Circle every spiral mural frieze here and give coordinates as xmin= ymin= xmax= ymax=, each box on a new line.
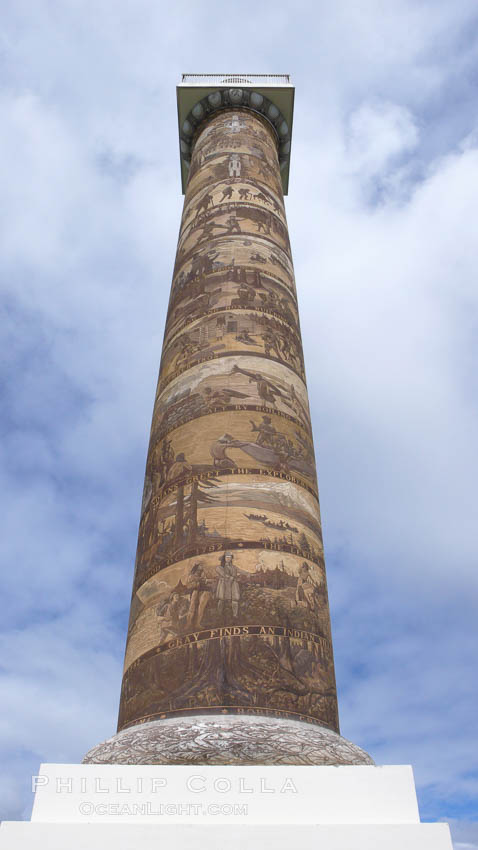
xmin=118 ymin=109 xmax=339 ymax=735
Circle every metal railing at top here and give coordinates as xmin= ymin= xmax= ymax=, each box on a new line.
xmin=180 ymin=74 xmax=291 ymax=86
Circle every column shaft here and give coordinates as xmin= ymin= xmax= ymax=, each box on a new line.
xmin=118 ymin=109 xmax=339 ymax=734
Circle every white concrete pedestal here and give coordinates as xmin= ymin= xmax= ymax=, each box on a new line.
xmin=0 ymin=763 xmax=453 ymax=848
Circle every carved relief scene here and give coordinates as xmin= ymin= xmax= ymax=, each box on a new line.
xmin=159 ymin=309 xmax=305 ymax=387
xmin=193 ymin=111 xmax=278 ymax=161
xmin=135 ymin=475 xmax=324 ymax=590
xmin=125 ymin=549 xmax=331 ymax=670
xmin=173 ymin=234 xmax=294 ymax=293
xmin=176 ymin=200 xmax=290 ymax=264
xmin=165 ymin=268 xmax=299 ymax=344
xmin=120 ymin=541 xmax=337 ymax=729
xmin=171 ymin=234 xmax=295 ymax=299
xmin=152 ymin=356 xmax=311 ymax=441
xmin=181 ymin=178 xmax=285 ymax=234
xmin=188 ymin=149 xmax=284 ymax=203
xmin=119 ymin=622 xmax=338 ymax=732
xmin=147 ymin=409 xmax=317 ymax=499
xmin=118 ymin=105 xmax=340 ymax=735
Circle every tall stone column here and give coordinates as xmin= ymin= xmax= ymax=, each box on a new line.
xmin=84 ymin=81 xmax=372 ymax=767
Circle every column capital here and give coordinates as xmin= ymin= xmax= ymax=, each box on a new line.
xmin=177 ymin=74 xmax=294 ymax=194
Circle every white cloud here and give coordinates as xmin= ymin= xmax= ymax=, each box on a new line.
xmin=293 ymin=132 xmax=478 ymax=584
xmin=346 ymin=100 xmax=419 ymax=180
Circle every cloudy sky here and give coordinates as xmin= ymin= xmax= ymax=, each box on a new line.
xmin=1 ymin=1 xmax=477 ymax=845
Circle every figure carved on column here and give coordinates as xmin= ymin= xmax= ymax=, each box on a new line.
xmin=115 ymin=108 xmax=340 ymax=736
xmin=83 ymin=83 xmax=373 ymax=768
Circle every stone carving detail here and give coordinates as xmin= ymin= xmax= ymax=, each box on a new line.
xmin=83 ymin=716 xmax=374 ymax=766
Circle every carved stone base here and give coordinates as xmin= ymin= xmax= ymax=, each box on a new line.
xmin=83 ymin=715 xmax=373 ymax=766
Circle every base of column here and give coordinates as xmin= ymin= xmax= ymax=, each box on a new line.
xmin=0 ymin=763 xmax=453 ymax=848
xmin=82 ymin=714 xmax=374 ymax=765
xmin=0 ymin=823 xmax=454 ymax=849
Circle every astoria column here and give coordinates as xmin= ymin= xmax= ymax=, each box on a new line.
xmin=84 ymin=76 xmax=372 ymax=765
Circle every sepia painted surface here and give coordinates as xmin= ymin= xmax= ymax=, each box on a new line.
xmin=151 ymin=356 xmax=312 ymax=440
xmin=146 ymin=410 xmax=318 ymax=502
xmin=135 ymin=475 xmax=325 ymax=593
xmin=118 ymin=108 xmax=339 ymax=733
xmin=158 ymin=307 xmax=305 ymax=386
xmin=164 ymin=268 xmax=300 ymax=346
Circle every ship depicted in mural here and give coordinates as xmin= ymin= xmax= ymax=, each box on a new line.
xmin=117 ymin=100 xmax=340 ymax=734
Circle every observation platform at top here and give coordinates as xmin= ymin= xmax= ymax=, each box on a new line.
xmin=177 ymin=73 xmax=295 ymax=194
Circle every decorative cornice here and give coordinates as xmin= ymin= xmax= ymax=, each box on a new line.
xmin=179 ymin=88 xmax=292 ymax=174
